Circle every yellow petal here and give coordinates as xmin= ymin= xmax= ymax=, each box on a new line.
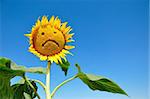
xmin=62 ymin=49 xmax=73 ymax=56
xmin=66 ymin=33 xmax=74 ymax=40
xmin=53 ymin=17 xmax=61 ymax=28
xmin=29 ymin=36 xmax=34 ymax=44
xmin=52 ymin=56 xmax=58 ymax=64
xmin=35 ymin=19 xmax=41 ymax=27
xmin=40 ymin=56 xmax=47 ymax=61
xmin=60 ymin=22 xmax=67 ymax=31
xmin=66 ymin=39 xmax=75 ymax=43
xmin=29 ymin=46 xmax=35 ymax=51
xmin=52 ymin=16 xmax=58 ymax=26
xmin=55 ymin=54 xmax=62 ymax=64
xmin=24 ymin=34 xmax=31 ymax=37
xmin=59 ymin=52 xmax=66 ymax=61
xmin=49 ymin=16 xmax=55 ymax=25
xmin=41 ymin=16 xmax=48 ymax=25
xmin=65 ymin=45 xmax=75 ymax=50
xmin=63 ymin=26 xmax=72 ymax=34
xmin=48 ymin=56 xmax=54 ymax=63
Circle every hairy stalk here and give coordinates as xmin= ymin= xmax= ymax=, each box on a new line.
xmin=46 ymin=61 xmax=51 ymax=99
xmin=51 ymin=75 xmax=78 ymax=98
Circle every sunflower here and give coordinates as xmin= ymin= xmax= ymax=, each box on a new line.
xmin=25 ymin=16 xmax=75 ymax=64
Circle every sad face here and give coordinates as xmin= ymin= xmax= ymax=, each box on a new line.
xmin=33 ymin=25 xmax=65 ymax=56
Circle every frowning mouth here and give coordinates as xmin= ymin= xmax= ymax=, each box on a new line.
xmin=42 ymin=39 xmax=59 ymax=47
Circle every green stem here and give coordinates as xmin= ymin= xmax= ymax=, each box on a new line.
xmin=32 ymin=79 xmax=46 ymax=92
xmin=46 ymin=61 xmax=52 ymax=99
xmin=51 ymin=75 xmax=78 ymax=98
xmin=24 ymin=77 xmax=41 ymax=99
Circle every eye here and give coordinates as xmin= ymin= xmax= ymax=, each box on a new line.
xmin=54 ymin=31 xmax=57 ymax=34
xmin=41 ymin=32 xmax=45 ymax=35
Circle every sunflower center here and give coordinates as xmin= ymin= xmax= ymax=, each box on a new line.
xmin=33 ymin=26 xmax=65 ymax=56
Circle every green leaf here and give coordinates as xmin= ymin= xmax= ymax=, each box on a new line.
xmin=0 ymin=57 xmax=46 ymax=79
xmin=0 ymin=57 xmax=42 ymax=99
xmin=0 ymin=57 xmax=24 ymax=99
xmin=0 ymin=77 xmax=13 ymax=99
xmin=78 ymin=73 xmax=128 ymax=96
xmin=0 ymin=57 xmax=11 ymax=68
xmin=12 ymin=79 xmax=38 ymax=99
xmin=0 ymin=57 xmax=46 ymax=76
xmin=0 ymin=57 xmax=24 ymax=78
xmin=58 ymin=60 xmax=70 ymax=76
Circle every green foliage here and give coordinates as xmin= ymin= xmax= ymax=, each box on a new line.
xmin=0 ymin=77 xmax=13 ymax=99
xmin=0 ymin=57 xmax=39 ymax=99
xmin=0 ymin=57 xmax=46 ymax=78
xmin=58 ymin=60 xmax=70 ymax=76
xmin=0 ymin=57 xmax=11 ymax=68
xmin=0 ymin=57 xmax=128 ymax=98
xmin=78 ymin=73 xmax=128 ymax=96
xmin=76 ymin=64 xmax=128 ymax=96
xmin=12 ymin=79 xmax=38 ymax=99
xmin=0 ymin=57 xmax=24 ymax=78
xmin=0 ymin=57 xmax=24 ymax=99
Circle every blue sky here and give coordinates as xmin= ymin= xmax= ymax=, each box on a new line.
xmin=0 ymin=0 xmax=149 ymax=99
